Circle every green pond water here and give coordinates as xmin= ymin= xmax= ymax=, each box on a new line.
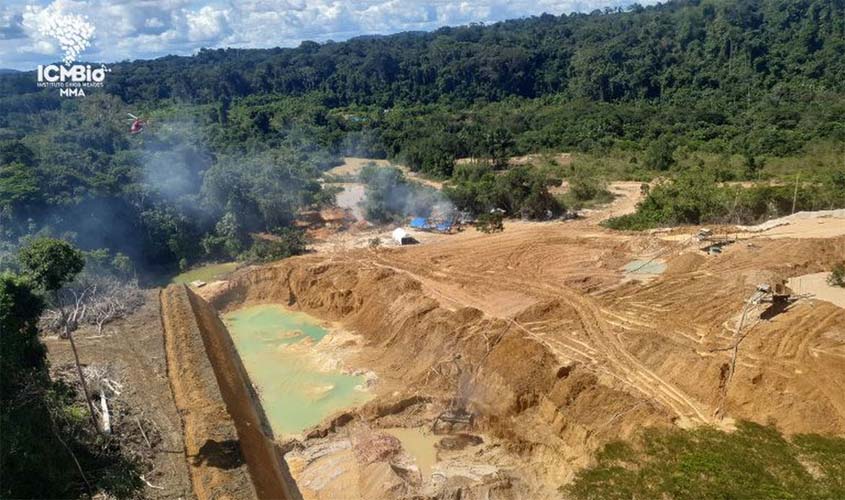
xmin=623 ymin=259 xmax=667 ymax=275
xmin=223 ymin=304 xmax=371 ymax=438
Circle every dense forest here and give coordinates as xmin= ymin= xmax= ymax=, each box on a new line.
xmin=2 ymin=0 xmax=845 ymax=275
xmin=5 ymin=0 xmax=844 ymax=106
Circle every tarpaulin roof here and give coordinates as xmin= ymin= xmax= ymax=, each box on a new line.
xmin=409 ymin=217 xmax=429 ymax=229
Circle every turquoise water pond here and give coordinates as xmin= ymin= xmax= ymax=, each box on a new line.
xmin=224 ymin=304 xmax=370 ymax=438
xmin=623 ymin=259 xmax=667 ymax=275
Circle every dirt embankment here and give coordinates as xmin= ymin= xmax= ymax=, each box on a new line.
xmin=161 ymin=285 xmax=299 ymax=500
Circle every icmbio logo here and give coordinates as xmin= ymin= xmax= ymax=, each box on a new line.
xmin=34 ymin=10 xmax=109 ymax=97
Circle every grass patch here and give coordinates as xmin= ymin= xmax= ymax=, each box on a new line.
xmin=828 ymin=262 xmax=845 ymax=288
xmin=567 ymin=152 xmax=655 ymax=182
xmin=565 ymin=421 xmax=845 ymax=500
xmin=170 ymin=261 xmax=239 ymax=284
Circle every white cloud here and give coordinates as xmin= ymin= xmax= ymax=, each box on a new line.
xmin=186 ymin=5 xmax=230 ymax=41
xmin=0 ymin=0 xmax=659 ymax=70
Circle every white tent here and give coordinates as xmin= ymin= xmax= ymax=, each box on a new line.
xmin=392 ymin=227 xmax=408 ymax=244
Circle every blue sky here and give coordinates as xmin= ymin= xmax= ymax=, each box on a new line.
xmin=0 ymin=0 xmax=658 ymax=70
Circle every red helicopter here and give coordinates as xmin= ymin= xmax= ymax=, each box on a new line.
xmin=128 ymin=113 xmax=147 ymax=134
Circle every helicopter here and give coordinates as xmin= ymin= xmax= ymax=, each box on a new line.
xmin=128 ymin=113 xmax=147 ymax=134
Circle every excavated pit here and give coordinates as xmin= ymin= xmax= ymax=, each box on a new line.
xmin=193 ymin=258 xmax=673 ymax=498
xmin=222 ymin=304 xmax=373 ymax=438
xmin=162 ymin=227 xmax=845 ymax=498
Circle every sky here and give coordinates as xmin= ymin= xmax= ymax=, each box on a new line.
xmin=0 ymin=0 xmax=659 ymax=70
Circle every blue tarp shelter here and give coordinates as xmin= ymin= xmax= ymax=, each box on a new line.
xmin=410 ymin=217 xmax=429 ymax=229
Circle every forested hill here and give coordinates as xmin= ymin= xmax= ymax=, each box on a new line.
xmin=2 ymin=0 xmax=845 ymax=106
xmin=149 ymin=0 xmax=840 ymax=105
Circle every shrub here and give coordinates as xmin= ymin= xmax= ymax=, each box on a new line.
xmin=446 ymin=164 xmax=563 ymax=219
xmin=829 ymin=262 xmax=845 ymax=288
xmin=602 ymin=167 xmax=845 ymax=231
xmin=604 ymin=167 xmax=725 ymax=230
xmin=565 ymin=421 xmax=845 ymax=500
xmin=476 ymin=212 xmax=504 ymax=233
xmin=360 ymin=164 xmax=445 ymax=223
xmin=244 ymin=229 xmax=306 ymax=263
xmin=565 ymin=168 xmax=614 ymax=210
xmin=644 ymin=136 xmax=676 ymax=171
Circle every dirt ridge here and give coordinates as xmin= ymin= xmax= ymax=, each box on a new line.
xmin=161 ymin=285 xmax=299 ymax=500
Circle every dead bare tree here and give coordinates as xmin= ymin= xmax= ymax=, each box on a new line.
xmin=49 ymin=284 xmax=101 ymax=436
xmin=40 ymin=274 xmax=144 ymax=435
xmin=42 ymin=276 xmax=143 ymax=336
xmin=87 ymin=277 xmax=143 ymax=334
xmin=82 ymin=365 xmax=124 ymax=434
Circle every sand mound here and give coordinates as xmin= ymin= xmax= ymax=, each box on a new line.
xmin=665 ymin=251 xmax=707 ymax=275
xmin=788 ymin=272 xmax=845 ymax=308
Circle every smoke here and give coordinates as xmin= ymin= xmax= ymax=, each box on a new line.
xmin=6 ymin=97 xmax=430 ymax=279
xmin=21 ymin=118 xmax=221 ymax=277
xmin=139 ymin=120 xmax=211 ymax=208
xmin=358 ymin=164 xmax=456 ymax=224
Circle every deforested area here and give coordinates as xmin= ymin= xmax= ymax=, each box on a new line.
xmin=188 ymin=196 xmax=845 ymax=498
xmin=2 ymin=1 xmax=845 ymax=498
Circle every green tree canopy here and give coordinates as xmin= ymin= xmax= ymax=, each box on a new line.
xmin=0 ymin=273 xmax=46 ymax=391
xmin=18 ymin=238 xmax=85 ymax=292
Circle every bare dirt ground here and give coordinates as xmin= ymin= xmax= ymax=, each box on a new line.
xmin=788 ymin=272 xmax=845 ymax=308
xmin=333 ymin=182 xmax=365 ymax=221
xmin=210 ymin=182 xmax=845 ymax=431
xmin=349 ymin=196 xmax=845 ymax=430
xmin=735 ymin=209 xmax=845 ymax=239
xmin=456 ymin=153 xmax=573 ymax=168
xmin=45 ymin=290 xmax=193 ymax=499
xmin=581 ymin=181 xmax=644 ymax=222
xmin=326 ymin=157 xmax=444 ymax=190
xmin=196 ymin=179 xmax=845 ymax=497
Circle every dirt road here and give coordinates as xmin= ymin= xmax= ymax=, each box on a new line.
xmin=326 ymin=157 xmax=444 ymax=190
xmin=310 ymin=184 xmax=845 ymax=433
